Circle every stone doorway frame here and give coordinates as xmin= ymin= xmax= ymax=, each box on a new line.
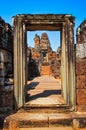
xmin=13 ymin=14 xmax=76 ymax=110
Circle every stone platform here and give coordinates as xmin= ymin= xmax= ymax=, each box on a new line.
xmin=25 ymin=75 xmax=64 ymax=107
xmin=2 ymin=76 xmax=86 ymax=130
xmin=3 ymin=110 xmax=86 ymax=130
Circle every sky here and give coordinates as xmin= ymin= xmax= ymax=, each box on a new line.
xmin=0 ymin=0 xmax=86 ymax=51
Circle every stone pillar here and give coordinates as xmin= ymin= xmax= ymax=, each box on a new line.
xmin=61 ymin=18 xmax=75 ymax=108
xmin=67 ymin=19 xmax=76 ymax=108
xmin=22 ymin=23 xmax=27 ymax=103
xmin=13 ymin=17 xmax=26 ymax=109
xmin=61 ymin=22 xmax=68 ymax=103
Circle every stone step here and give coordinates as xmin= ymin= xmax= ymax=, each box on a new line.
xmin=23 ymin=105 xmax=70 ymax=113
xmin=19 ymin=127 xmax=86 ymax=130
xmin=2 ymin=127 xmax=85 ymax=130
xmin=3 ymin=111 xmax=86 ymax=130
xmin=24 ymin=101 xmax=65 ymax=108
xmin=19 ymin=127 xmax=74 ymax=130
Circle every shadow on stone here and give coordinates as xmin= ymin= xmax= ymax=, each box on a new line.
xmin=26 ymin=89 xmax=61 ymax=102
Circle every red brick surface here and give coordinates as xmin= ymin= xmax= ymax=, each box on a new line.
xmin=76 ymin=58 xmax=86 ymax=110
xmin=76 ymin=75 xmax=86 ymax=89
xmin=76 ymin=59 xmax=86 ymax=75
xmin=77 ymin=89 xmax=86 ymax=105
xmin=40 ymin=66 xmax=51 ymax=75
xmin=76 ymin=22 xmax=86 ymax=111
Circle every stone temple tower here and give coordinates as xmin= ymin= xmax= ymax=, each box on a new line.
xmin=40 ymin=33 xmax=51 ymax=50
xmin=34 ymin=34 xmax=40 ymax=50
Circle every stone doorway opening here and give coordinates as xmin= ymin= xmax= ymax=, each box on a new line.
xmin=13 ymin=14 xmax=76 ymax=111
xmin=27 ymin=31 xmax=61 ymax=79
xmin=26 ymin=30 xmax=63 ymax=107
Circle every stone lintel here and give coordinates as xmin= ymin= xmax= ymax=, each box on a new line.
xmin=13 ymin=14 xmax=75 ymax=22
xmin=13 ymin=14 xmax=75 ymax=31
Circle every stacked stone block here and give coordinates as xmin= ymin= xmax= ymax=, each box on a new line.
xmin=0 ymin=17 xmax=13 ymax=111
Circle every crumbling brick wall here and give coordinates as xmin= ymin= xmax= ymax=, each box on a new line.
xmin=76 ymin=20 xmax=86 ymax=111
xmin=0 ymin=17 xmax=13 ymax=112
xmin=76 ymin=20 xmax=86 ymax=44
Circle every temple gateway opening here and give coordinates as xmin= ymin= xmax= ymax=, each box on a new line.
xmin=13 ymin=14 xmax=75 ymax=110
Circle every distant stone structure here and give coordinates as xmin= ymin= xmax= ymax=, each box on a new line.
xmin=40 ymin=33 xmax=51 ymax=50
xmin=34 ymin=34 xmax=40 ymax=50
xmin=27 ymin=32 xmax=61 ymax=79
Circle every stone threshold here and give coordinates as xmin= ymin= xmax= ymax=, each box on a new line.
xmin=3 ymin=111 xmax=86 ymax=129
xmin=19 ymin=127 xmax=75 ymax=130
xmin=19 ymin=127 xmax=86 ymax=130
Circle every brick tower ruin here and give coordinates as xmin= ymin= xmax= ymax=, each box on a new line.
xmin=34 ymin=34 xmax=40 ymax=50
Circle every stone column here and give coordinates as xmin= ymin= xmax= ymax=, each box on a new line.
xmin=13 ymin=17 xmax=26 ymax=109
xmin=61 ymin=17 xmax=75 ymax=108
xmin=61 ymin=22 xmax=68 ymax=103
xmin=22 ymin=23 xmax=27 ymax=104
xmin=67 ymin=19 xmax=76 ymax=108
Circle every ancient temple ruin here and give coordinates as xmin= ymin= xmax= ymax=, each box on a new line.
xmin=0 ymin=14 xmax=86 ymax=113
xmin=27 ymin=32 xmax=61 ymax=78
xmin=0 ymin=14 xmax=86 ymax=130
